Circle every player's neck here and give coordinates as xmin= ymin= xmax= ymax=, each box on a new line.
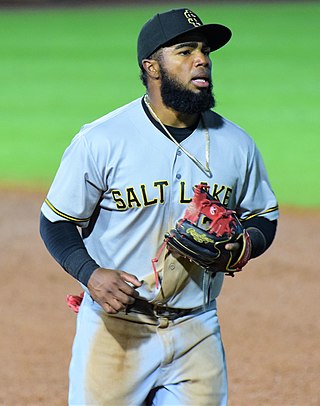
xmin=145 ymin=94 xmax=200 ymax=128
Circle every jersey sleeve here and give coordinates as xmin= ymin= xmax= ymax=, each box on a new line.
xmin=41 ymin=132 xmax=106 ymax=227
xmin=237 ymin=142 xmax=279 ymax=222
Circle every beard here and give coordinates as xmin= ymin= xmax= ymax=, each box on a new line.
xmin=159 ymin=65 xmax=215 ymax=114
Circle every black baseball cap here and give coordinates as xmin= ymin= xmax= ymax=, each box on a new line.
xmin=137 ymin=8 xmax=232 ymax=66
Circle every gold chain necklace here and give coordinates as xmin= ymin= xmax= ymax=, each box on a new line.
xmin=144 ymin=95 xmax=212 ymax=178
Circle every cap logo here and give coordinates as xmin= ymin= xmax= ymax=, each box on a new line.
xmin=184 ymin=9 xmax=202 ymax=27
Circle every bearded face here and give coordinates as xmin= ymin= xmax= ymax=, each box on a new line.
xmin=159 ymin=63 xmax=215 ymax=114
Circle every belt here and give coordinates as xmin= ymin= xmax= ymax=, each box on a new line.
xmin=126 ymin=298 xmax=215 ymax=321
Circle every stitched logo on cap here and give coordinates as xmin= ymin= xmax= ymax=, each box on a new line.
xmin=184 ymin=9 xmax=202 ymax=27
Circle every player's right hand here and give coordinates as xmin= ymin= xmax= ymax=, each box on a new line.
xmin=87 ymin=267 xmax=142 ymax=314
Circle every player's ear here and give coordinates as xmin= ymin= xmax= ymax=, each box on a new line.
xmin=142 ymin=59 xmax=160 ymax=80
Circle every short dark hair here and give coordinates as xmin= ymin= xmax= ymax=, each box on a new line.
xmin=139 ymin=49 xmax=163 ymax=89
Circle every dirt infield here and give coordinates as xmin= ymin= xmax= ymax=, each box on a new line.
xmin=0 ymin=189 xmax=318 ymax=406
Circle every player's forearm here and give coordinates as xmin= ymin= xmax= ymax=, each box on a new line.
xmin=39 ymin=213 xmax=99 ymax=286
xmin=244 ymin=218 xmax=277 ymax=258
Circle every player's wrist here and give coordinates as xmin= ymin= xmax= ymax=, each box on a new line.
xmin=246 ymin=227 xmax=267 ymax=258
xmin=63 ymin=251 xmax=100 ymax=287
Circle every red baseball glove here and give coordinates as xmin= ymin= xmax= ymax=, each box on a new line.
xmin=165 ymin=184 xmax=251 ymax=276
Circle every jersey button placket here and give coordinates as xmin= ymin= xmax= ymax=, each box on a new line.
xmin=170 ymin=147 xmax=183 ymax=227
xmin=175 ymin=149 xmax=182 ymax=180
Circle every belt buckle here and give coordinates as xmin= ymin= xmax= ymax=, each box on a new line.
xmin=153 ymin=305 xmax=185 ymax=320
xmin=153 ymin=305 xmax=174 ymax=319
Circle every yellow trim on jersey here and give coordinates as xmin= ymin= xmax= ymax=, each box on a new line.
xmin=44 ymin=198 xmax=91 ymax=223
xmin=242 ymin=205 xmax=279 ymax=221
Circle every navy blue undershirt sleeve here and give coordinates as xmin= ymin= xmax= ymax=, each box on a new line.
xmin=243 ymin=217 xmax=277 ymax=258
xmin=39 ymin=213 xmax=99 ymax=286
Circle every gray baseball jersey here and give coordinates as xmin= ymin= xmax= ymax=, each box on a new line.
xmin=41 ymin=97 xmax=278 ymax=308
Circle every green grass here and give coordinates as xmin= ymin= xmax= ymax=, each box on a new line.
xmin=0 ymin=2 xmax=319 ymax=207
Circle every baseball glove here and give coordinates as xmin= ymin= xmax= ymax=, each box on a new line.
xmin=165 ymin=184 xmax=251 ymax=276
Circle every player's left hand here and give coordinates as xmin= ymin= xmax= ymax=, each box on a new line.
xmin=224 ymin=242 xmax=241 ymax=253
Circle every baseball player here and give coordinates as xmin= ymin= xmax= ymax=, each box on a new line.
xmin=40 ymin=8 xmax=278 ymax=406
